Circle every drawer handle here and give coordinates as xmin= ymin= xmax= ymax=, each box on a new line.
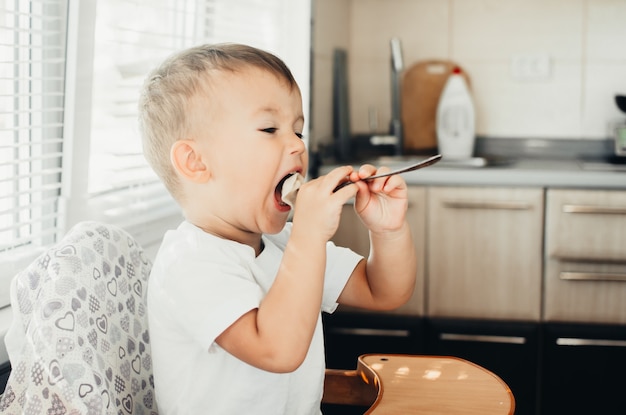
xmin=440 ymin=333 xmax=526 ymax=345
xmin=329 ymin=327 xmax=410 ymax=337
xmin=443 ymin=201 xmax=532 ymax=211
xmin=556 ymin=338 xmax=626 ymax=348
xmin=562 ymin=204 xmax=626 ymax=215
xmin=560 ymin=271 xmax=626 ymax=282
xmin=345 ymin=200 xmax=414 ymax=208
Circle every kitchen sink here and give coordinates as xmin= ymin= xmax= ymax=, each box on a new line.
xmin=576 ymin=155 xmax=626 ymax=172
xmin=579 ymin=160 xmax=626 ymax=172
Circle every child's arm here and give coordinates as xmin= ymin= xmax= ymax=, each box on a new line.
xmin=215 ymin=166 xmax=358 ymax=373
xmin=336 ymin=165 xmax=418 ymax=310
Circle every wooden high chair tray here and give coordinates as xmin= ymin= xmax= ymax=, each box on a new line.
xmin=324 ymin=354 xmax=515 ymax=414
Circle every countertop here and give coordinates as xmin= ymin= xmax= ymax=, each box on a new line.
xmin=315 ymin=137 xmax=626 ymax=190
xmin=318 ymin=158 xmax=626 ymax=189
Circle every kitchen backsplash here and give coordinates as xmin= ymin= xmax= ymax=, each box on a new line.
xmin=311 ymin=0 xmax=626 ymax=149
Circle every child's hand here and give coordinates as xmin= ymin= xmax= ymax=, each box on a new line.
xmin=290 ymin=166 xmax=358 ymax=243
xmin=350 ymin=164 xmax=409 ymax=233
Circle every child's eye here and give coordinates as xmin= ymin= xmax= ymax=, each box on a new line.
xmin=261 ymin=127 xmax=277 ymax=134
xmin=295 ymin=132 xmax=304 ymax=139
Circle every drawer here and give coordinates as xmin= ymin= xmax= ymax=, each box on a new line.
xmin=541 ymin=323 xmax=626 ymax=415
xmin=425 ymin=318 xmax=540 ymax=415
xmin=544 ymin=258 xmax=626 ymax=323
xmin=322 ymin=312 xmax=424 ymax=370
xmin=546 ymin=189 xmax=626 ymax=261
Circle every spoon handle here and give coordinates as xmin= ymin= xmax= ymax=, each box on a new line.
xmin=333 ymin=154 xmax=442 ymax=192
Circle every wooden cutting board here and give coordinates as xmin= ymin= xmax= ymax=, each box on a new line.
xmin=401 ymin=60 xmax=470 ymax=153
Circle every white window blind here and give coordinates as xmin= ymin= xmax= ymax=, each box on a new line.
xmin=0 ymin=0 xmax=68 ymax=305
xmin=82 ymin=0 xmax=197 ymax=250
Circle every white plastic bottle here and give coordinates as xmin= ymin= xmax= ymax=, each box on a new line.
xmin=436 ymin=67 xmax=476 ymax=160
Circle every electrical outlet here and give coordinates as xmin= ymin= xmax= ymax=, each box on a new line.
xmin=510 ymin=54 xmax=551 ymax=81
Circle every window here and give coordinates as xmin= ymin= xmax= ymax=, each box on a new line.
xmin=0 ymin=0 xmax=69 ymax=306
xmin=0 ymin=0 xmax=311 ymax=308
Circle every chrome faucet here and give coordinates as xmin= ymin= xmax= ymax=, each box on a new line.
xmin=390 ymin=37 xmax=404 ymax=156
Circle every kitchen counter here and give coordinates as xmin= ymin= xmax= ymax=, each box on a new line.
xmin=315 ymin=137 xmax=626 ymax=189
xmin=318 ymin=158 xmax=626 ymax=189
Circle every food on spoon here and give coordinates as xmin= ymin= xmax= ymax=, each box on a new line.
xmin=281 ymin=173 xmax=304 ymax=208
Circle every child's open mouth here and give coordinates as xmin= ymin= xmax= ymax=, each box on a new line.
xmin=275 ymin=172 xmax=304 ymax=208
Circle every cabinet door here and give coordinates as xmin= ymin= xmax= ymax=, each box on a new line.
xmin=427 ymin=187 xmax=544 ymax=320
xmin=542 ymin=323 xmax=626 ymax=415
xmin=544 ymin=189 xmax=626 ymax=323
xmin=332 ymin=186 xmax=426 ymax=316
xmin=425 ymin=318 xmax=540 ymax=415
xmin=323 ymin=312 xmax=424 ymax=370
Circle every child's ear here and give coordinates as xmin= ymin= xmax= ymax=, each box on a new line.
xmin=170 ymin=139 xmax=211 ymax=182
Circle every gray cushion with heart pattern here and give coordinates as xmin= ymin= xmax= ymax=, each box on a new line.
xmin=0 ymin=221 xmax=158 ymax=414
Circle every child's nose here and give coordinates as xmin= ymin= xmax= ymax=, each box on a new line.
xmin=288 ymin=134 xmax=306 ymax=154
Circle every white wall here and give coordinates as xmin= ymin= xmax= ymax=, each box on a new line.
xmin=312 ymin=0 xmax=626 ymax=147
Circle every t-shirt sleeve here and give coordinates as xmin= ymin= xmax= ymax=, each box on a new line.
xmin=321 ymin=240 xmax=363 ymax=314
xmin=266 ymin=222 xmax=363 ymax=315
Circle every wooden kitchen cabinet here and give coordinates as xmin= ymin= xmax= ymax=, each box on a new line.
xmin=325 ymin=186 xmax=427 ymax=398
xmin=544 ymin=189 xmax=626 ymax=323
xmin=328 ymin=184 xmax=626 ymax=415
xmin=332 ymin=186 xmax=427 ymax=316
xmin=427 ymin=187 xmax=544 ymax=320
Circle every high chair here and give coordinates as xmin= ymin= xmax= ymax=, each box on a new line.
xmin=0 ymin=222 xmax=157 ymax=414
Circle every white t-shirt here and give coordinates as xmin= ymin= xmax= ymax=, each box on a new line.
xmin=147 ymin=221 xmax=362 ymax=414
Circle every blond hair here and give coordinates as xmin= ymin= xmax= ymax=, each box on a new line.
xmin=138 ymin=43 xmax=298 ymax=201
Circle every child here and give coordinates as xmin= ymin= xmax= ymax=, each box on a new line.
xmin=138 ymin=43 xmax=417 ymax=414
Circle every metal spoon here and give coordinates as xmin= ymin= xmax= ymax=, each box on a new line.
xmin=333 ymin=154 xmax=442 ymax=192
